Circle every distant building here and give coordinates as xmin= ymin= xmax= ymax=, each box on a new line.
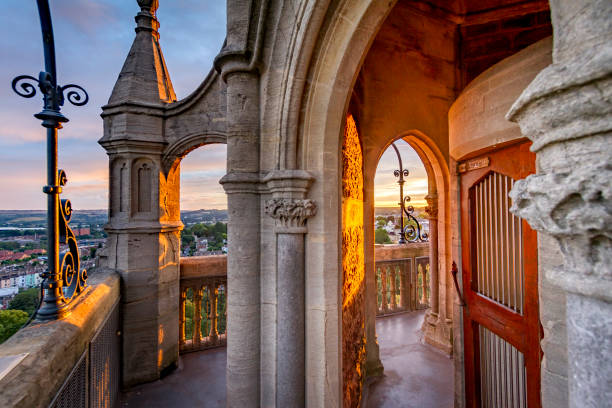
xmin=0 ymin=287 xmax=18 ymax=309
xmin=73 ymin=227 xmax=91 ymax=236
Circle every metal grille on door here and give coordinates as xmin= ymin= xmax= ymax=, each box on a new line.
xmin=473 ymin=172 xmax=524 ymax=313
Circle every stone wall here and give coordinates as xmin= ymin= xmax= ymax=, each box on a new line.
xmin=538 ymin=233 xmax=569 ymax=406
xmin=0 ymin=269 xmax=120 ymax=407
xmin=449 ymin=37 xmax=553 ymax=160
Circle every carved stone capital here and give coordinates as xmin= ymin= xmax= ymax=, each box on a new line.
xmin=263 ymin=169 xmax=314 ymax=199
xmin=510 ymin=162 xmax=612 ymax=301
xmin=264 ymin=198 xmax=317 ymax=233
xmin=424 ymin=194 xmax=438 ymax=219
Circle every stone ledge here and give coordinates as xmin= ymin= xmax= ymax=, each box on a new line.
xmin=180 ymin=255 xmax=227 ymax=280
xmin=0 ymin=268 xmax=120 ymax=408
xmin=374 ymin=243 xmax=429 ymax=260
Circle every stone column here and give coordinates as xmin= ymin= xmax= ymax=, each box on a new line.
xmin=508 ymin=2 xmax=612 ymax=407
xmin=219 ymin=70 xmax=261 ymax=407
xmin=363 ymin=163 xmax=383 ymax=378
xmin=422 ymin=192 xmax=452 ymax=353
xmin=425 ymin=193 xmax=439 ymax=315
xmin=422 ymin=194 xmax=439 ymax=337
xmin=264 ymin=170 xmax=316 ymax=408
xmin=215 ymin=1 xmax=266 ymax=402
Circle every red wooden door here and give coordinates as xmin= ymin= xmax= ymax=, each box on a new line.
xmin=460 ymin=141 xmax=541 ymax=408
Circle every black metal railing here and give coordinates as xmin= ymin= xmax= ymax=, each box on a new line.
xmin=11 ymin=0 xmax=89 ymax=320
xmin=391 ymin=143 xmax=428 ymax=243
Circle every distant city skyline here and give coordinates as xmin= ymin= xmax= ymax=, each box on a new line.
xmin=0 ymin=1 xmax=427 ymax=211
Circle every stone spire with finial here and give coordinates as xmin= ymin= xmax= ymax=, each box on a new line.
xmin=107 ymin=0 xmax=176 ymax=105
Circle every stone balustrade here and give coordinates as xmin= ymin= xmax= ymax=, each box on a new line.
xmin=375 ymin=243 xmax=430 ymax=316
xmin=179 ymin=255 xmax=227 ymax=353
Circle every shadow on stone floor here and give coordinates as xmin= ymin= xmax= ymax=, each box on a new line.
xmin=120 ymin=311 xmax=451 ymax=407
xmin=120 ymin=346 xmax=226 ymax=407
xmin=365 ymin=310 xmax=454 ymax=408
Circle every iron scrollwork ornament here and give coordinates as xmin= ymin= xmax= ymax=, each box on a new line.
xmin=58 ymin=170 xmax=88 ymax=302
xmin=391 ymin=143 xmax=428 ymax=243
xmin=401 ymin=195 xmax=428 ymax=242
xmin=11 ymin=73 xmax=89 ymax=112
xmin=11 ymin=0 xmax=89 ymax=320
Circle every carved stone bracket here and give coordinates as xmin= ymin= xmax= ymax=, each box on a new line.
xmin=424 ymin=193 xmax=439 ymax=220
xmin=510 ymin=162 xmax=612 ymax=301
xmin=264 ymin=198 xmax=317 ymax=233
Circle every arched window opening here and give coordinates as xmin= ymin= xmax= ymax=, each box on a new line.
xmin=366 ymin=138 xmax=452 ymax=407
xmin=176 ymin=144 xmax=228 ymax=400
xmin=179 ymin=144 xmax=228 ymax=257
xmin=374 ymin=139 xmax=430 ymax=313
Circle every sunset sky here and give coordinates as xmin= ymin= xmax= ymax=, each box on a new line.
xmin=0 ymin=0 xmax=426 ymax=211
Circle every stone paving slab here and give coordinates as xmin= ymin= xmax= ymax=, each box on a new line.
xmin=366 ymin=310 xmax=454 ymax=408
xmin=121 ymin=347 xmax=226 ymax=407
xmin=121 ymin=311 xmax=452 ymax=407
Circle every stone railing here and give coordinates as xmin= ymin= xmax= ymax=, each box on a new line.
xmin=375 ymin=243 xmax=430 ymax=316
xmin=179 ymin=255 xmax=227 ymax=353
xmin=0 ymin=268 xmax=120 ymax=408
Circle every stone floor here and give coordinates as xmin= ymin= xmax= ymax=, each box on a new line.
xmin=366 ymin=310 xmax=454 ymax=408
xmin=120 ymin=347 xmax=226 ymax=407
xmin=121 ymin=310 xmax=452 ymax=407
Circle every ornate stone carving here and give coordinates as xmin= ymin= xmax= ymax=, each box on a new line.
xmin=264 ymin=198 xmax=317 ymax=230
xmin=510 ymin=162 xmax=612 ymax=301
xmin=424 ymin=194 xmax=438 ymax=220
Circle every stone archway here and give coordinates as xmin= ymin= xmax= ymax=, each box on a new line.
xmin=162 ymin=132 xmax=227 ymax=174
xmin=363 ymin=130 xmax=453 ymax=365
xmin=293 ymin=0 xmax=554 ymax=405
xmin=292 ymin=2 xmax=399 ymax=406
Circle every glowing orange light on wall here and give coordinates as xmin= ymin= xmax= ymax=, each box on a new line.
xmin=342 ymin=114 xmax=365 ymax=307
xmin=342 ymin=114 xmax=366 ymax=408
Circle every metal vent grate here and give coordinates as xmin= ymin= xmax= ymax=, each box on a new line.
xmin=49 ymin=351 xmax=88 ymax=408
xmin=90 ymin=302 xmax=120 ymax=408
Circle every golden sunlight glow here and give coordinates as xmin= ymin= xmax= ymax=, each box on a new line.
xmin=342 ymin=115 xmax=365 ymax=307
xmin=341 ymin=114 xmax=367 ymax=408
xmin=374 ymin=140 xmax=428 ymax=209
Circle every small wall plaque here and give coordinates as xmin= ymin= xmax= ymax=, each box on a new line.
xmin=458 ymin=157 xmax=490 ymax=174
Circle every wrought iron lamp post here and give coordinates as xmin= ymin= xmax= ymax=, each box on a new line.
xmin=11 ymin=0 xmax=89 ymax=320
xmin=391 ymin=143 xmax=428 ymax=243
